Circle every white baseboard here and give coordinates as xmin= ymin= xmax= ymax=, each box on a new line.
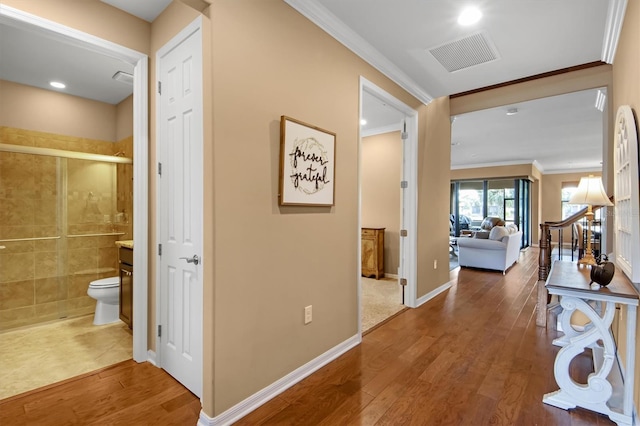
xmin=147 ymin=350 xmax=157 ymax=366
xmin=385 ymin=273 xmax=398 ymax=279
xmin=197 ymin=334 xmax=361 ymax=426
xmin=415 ymin=280 xmax=452 ymax=308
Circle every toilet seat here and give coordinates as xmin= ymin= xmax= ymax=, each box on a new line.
xmin=89 ymin=276 xmax=120 ymax=289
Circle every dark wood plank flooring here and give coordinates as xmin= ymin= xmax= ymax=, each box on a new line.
xmin=1 ymin=248 xmax=614 ymax=425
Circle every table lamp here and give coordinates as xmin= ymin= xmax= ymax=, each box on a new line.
xmin=568 ymin=175 xmax=613 ymax=266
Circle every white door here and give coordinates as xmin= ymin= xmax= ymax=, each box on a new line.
xmin=157 ymin=19 xmax=203 ymax=398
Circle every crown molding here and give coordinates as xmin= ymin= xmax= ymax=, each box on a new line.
xmin=450 ymin=160 xmax=539 ymax=171
xmin=451 ymin=159 xmax=601 ymax=176
xmin=284 ymin=0 xmax=433 ymax=105
xmin=542 ymin=167 xmax=603 ymax=175
xmin=602 ymin=0 xmax=628 ymax=63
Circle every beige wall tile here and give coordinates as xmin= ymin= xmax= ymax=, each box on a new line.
xmin=35 ymin=277 xmax=64 ymax=304
xmin=0 ymin=306 xmax=36 ymax=331
xmin=0 ymin=252 xmax=34 ymax=283
xmin=68 ymin=273 xmax=95 ymax=298
xmin=67 ymin=248 xmax=98 ymax=275
xmin=34 ymin=251 xmax=58 ymax=279
xmin=0 ymin=198 xmax=35 ymax=226
xmin=0 ymin=280 xmax=34 ymax=309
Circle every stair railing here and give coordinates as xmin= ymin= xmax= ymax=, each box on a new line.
xmin=536 ymin=197 xmax=612 ymax=327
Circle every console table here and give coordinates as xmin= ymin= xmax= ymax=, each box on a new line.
xmin=544 ymin=260 xmax=638 ymax=425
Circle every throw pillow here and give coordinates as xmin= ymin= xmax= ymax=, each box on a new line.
xmin=489 ymin=225 xmax=509 ymax=241
xmin=506 ymin=223 xmax=518 ymax=234
xmin=474 ymin=231 xmax=490 ymax=239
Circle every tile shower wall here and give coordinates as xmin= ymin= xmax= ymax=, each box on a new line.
xmin=0 ymin=127 xmax=133 ymax=331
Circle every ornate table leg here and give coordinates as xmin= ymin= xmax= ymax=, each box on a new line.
xmin=543 ymin=297 xmax=631 ymax=425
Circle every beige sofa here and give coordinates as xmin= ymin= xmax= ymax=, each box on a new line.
xmin=457 ymin=222 xmax=522 ymax=274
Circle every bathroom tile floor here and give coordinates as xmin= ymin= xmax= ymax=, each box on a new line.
xmin=0 ymin=315 xmax=132 ymax=400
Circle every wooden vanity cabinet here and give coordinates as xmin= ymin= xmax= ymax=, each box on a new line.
xmin=119 ymin=247 xmax=133 ymax=329
xmin=361 ymin=227 xmax=385 ymax=279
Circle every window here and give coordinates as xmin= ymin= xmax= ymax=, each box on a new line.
xmin=561 ymin=186 xmax=583 ymax=219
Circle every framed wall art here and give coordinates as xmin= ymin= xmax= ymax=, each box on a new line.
xmin=279 ymin=116 xmax=336 ymax=206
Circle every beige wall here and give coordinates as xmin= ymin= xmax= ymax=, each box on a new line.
xmin=1 ymin=0 xmax=150 ymax=54
xmin=209 ymin=0 xmax=439 ymax=415
xmin=362 ymin=131 xmax=401 ymax=274
xmin=0 ymin=80 xmax=118 ymax=142
xmin=417 ymin=96 xmax=451 ymax=298
xmin=612 ymin=0 xmax=640 ymax=411
xmin=116 ymin=95 xmax=134 ymax=141
xmin=3 ymin=0 xmax=453 ymax=418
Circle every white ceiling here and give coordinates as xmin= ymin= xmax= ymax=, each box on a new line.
xmin=1 ymin=1 xmax=623 ymax=172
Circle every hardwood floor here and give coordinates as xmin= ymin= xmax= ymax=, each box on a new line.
xmin=0 ymin=361 xmax=201 ymax=425
xmin=235 ymin=248 xmax=614 ymax=425
xmin=1 ymin=248 xmax=614 ymax=425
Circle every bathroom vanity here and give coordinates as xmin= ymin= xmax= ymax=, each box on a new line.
xmin=116 ymin=240 xmax=133 ymax=329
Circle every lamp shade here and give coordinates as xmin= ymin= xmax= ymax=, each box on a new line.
xmin=568 ymin=175 xmax=613 ymax=206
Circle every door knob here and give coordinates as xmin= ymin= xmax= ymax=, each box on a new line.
xmin=179 ymin=255 xmax=199 ymax=265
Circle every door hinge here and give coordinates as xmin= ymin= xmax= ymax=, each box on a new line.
xmin=400 ymin=278 xmax=408 ymax=286
xmin=400 ymin=181 xmax=408 ymax=189
xmin=158 ymin=244 xmax=162 ymax=256
xmin=158 ymin=162 xmax=162 ymax=176
xmin=400 ymin=229 xmax=408 ymax=237
xmin=158 ymin=325 xmax=162 ymax=337
xmin=401 ymin=131 xmax=408 ymax=140
xmin=158 ymin=81 xmax=161 ymax=95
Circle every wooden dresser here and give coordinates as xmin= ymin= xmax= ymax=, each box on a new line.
xmin=361 ymin=227 xmax=385 ymax=279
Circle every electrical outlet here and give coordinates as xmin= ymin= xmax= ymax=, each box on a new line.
xmin=433 ymin=259 xmax=438 ymax=269
xmin=304 ymin=305 xmax=312 ymax=324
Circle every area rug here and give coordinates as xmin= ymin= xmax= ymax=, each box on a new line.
xmin=361 ymin=277 xmax=405 ymax=332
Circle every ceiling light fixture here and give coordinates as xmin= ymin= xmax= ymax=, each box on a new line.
xmin=506 ymin=107 xmax=518 ymax=116
xmin=458 ymin=7 xmax=482 ymax=26
xmin=360 ymin=119 xmax=367 ymax=126
xmin=49 ymin=81 xmax=66 ymax=89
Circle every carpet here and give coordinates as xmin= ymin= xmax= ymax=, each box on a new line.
xmin=361 ymin=276 xmax=405 ymax=332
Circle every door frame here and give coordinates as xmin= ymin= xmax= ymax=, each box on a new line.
xmin=0 ymin=5 xmax=150 ymax=362
xmin=358 ymin=77 xmax=419 ymax=336
xmin=154 ymin=16 xmax=204 ymax=374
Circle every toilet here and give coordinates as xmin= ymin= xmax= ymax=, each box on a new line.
xmin=87 ymin=276 xmax=120 ymax=325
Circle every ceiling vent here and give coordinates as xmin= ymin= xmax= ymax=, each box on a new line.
xmin=428 ymin=32 xmax=500 ymax=73
xmin=112 ymin=71 xmax=134 ymax=85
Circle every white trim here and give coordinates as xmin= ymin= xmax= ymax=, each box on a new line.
xmin=384 ymin=273 xmax=399 ymax=279
xmin=602 ymin=0 xmax=628 ymax=63
xmin=147 ymin=350 xmax=157 ymax=366
xmin=0 ymin=4 xmax=149 ymax=364
xmin=361 ymin=123 xmax=403 ymax=138
xmin=415 ymin=281 xmax=453 ymax=308
xmin=284 ymin=0 xmax=432 ymax=105
xmin=543 ymin=167 xmax=603 ymax=175
xmin=451 ymin=159 xmax=601 ymax=176
xmin=197 ymin=335 xmax=361 ymax=426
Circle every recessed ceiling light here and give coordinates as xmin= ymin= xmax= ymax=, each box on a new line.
xmin=506 ymin=107 xmax=518 ymax=116
xmin=360 ymin=119 xmax=367 ymax=125
xmin=458 ymin=7 xmax=482 ymax=26
xmin=49 ymin=81 xmax=66 ymax=89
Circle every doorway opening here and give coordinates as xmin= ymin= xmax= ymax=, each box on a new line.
xmin=0 ymin=5 xmax=149 ymax=398
xmin=359 ymin=78 xmax=418 ymax=334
